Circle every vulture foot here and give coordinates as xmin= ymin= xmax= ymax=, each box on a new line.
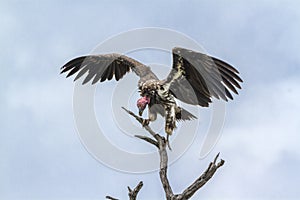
xmin=142 ymin=119 xmax=150 ymax=127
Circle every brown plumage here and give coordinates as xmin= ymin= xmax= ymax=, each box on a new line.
xmin=61 ymin=47 xmax=243 ymax=136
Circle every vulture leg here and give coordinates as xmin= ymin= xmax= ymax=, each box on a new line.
xmin=164 ymin=104 xmax=177 ymax=135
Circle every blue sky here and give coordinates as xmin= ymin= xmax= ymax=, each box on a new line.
xmin=1 ymin=0 xmax=300 ymax=199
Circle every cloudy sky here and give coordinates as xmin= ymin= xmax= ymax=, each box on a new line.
xmin=1 ymin=0 xmax=300 ymax=199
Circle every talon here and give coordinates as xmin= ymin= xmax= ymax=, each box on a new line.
xmin=142 ymin=119 xmax=150 ymax=127
xmin=166 ymin=134 xmax=172 ymax=151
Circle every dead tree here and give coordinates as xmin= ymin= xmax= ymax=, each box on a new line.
xmin=106 ymin=107 xmax=225 ymax=200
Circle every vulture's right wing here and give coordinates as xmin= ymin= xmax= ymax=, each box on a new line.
xmin=60 ymin=53 xmax=158 ymax=84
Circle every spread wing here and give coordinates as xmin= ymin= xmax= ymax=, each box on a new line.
xmin=60 ymin=53 xmax=158 ymax=84
xmin=163 ymin=47 xmax=243 ymax=107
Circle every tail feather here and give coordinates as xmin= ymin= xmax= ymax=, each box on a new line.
xmin=175 ymin=107 xmax=197 ymax=121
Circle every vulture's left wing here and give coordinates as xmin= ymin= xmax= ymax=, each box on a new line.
xmin=60 ymin=53 xmax=158 ymax=84
xmin=163 ymin=47 xmax=243 ymax=107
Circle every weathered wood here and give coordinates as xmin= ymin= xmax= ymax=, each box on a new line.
xmin=128 ymin=181 xmax=144 ymax=200
xmin=107 ymin=108 xmax=225 ymax=200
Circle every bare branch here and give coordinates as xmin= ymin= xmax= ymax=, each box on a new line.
xmin=122 ymin=107 xmax=144 ymax=124
xmin=106 ymin=181 xmax=144 ymax=200
xmin=128 ymin=181 xmax=144 ymax=200
xmin=122 ymin=107 xmax=158 ymax=139
xmin=179 ymin=154 xmax=225 ymax=199
xmin=122 ymin=107 xmax=174 ymax=199
xmin=105 ymin=195 xmax=119 ymax=200
xmin=118 ymin=107 xmax=226 ymax=200
xmin=157 ymin=137 xmax=174 ymax=199
xmin=135 ymin=135 xmax=159 ymax=148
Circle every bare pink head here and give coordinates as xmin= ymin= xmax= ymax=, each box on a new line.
xmin=137 ymin=96 xmax=150 ymax=116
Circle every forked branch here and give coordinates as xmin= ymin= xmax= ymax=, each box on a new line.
xmin=106 ymin=181 xmax=144 ymax=200
xmin=117 ymin=107 xmax=225 ymax=200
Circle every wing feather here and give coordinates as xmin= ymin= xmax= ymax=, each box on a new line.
xmin=165 ymin=47 xmax=242 ymax=107
xmin=74 ymin=66 xmax=89 ymax=81
xmin=60 ymin=53 xmax=158 ymax=85
xmin=66 ymin=65 xmax=81 ymax=78
xmin=114 ymin=63 xmax=121 ymax=81
xmin=218 ymin=66 xmax=242 ymax=89
xmin=82 ymin=71 xmax=96 ymax=84
xmin=222 ymin=77 xmax=238 ymax=94
xmin=60 ymin=56 xmax=86 ymax=73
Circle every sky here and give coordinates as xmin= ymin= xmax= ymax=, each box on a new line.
xmin=1 ymin=0 xmax=300 ymax=199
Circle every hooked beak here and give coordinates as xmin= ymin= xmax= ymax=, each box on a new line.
xmin=139 ymin=108 xmax=144 ymax=116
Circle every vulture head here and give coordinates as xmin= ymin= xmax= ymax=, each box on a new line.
xmin=137 ymin=96 xmax=150 ymax=116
